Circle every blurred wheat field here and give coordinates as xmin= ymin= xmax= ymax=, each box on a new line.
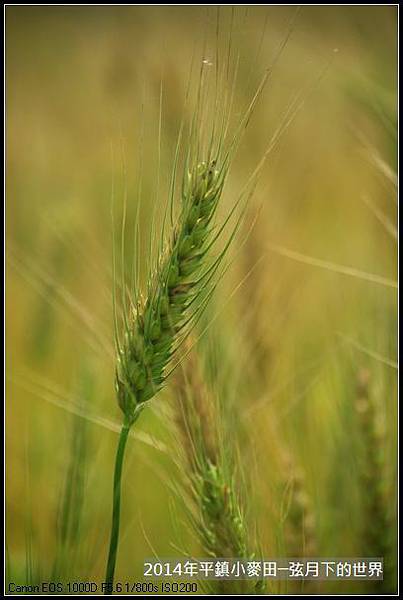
xmin=6 ymin=5 xmax=397 ymax=596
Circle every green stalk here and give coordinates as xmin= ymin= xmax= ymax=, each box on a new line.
xmin=104 ymin=418 xmax=131 ymax=593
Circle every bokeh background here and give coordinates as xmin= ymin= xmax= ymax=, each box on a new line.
xmin=6 ymin=5 xmax=397 ymax=595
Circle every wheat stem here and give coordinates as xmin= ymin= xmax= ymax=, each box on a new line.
xmin=104 ymin=417 xmax=131 ymax=592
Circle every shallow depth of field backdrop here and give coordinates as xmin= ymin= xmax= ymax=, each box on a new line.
xmin=6 ymin=5 xmax=397 ymax=595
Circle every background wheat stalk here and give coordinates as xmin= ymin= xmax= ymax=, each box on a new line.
xmin=355 ymin=368 xmax=395 ymax=593
xmin=174 ymin=343 xmax=265 ymax=594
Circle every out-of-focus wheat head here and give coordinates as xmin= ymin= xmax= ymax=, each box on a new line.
xmin=355 ymin=368 xmax=396 ymax=593
xmin=174 ymin=343 xmax=265 ymax=594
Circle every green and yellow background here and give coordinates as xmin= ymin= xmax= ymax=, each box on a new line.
xmin=6 ymin=5 xmax=397 ymax=595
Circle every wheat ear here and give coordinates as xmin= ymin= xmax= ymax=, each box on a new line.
xmin=105 ymin=158 xmax=231 ymax=590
